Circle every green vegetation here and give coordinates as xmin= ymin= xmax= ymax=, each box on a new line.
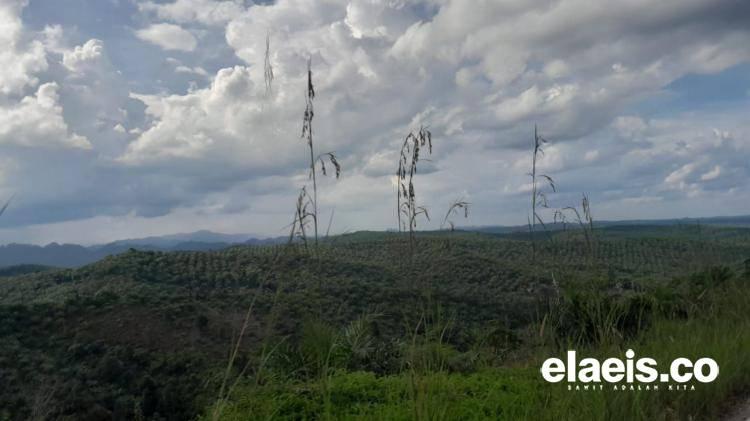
xmin=0 ymin=225 xmax=749 ymax=420
xmin=0 ymin=263 xmax=54 ymax=277
xmin=216 ymin=274 xmax=750 ymax=420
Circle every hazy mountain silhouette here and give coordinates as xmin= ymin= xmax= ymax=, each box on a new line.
xmin=0 ymin=231 xmax=285 ymax=268
xmin=0 ymin=216 xmax=747 ymax=268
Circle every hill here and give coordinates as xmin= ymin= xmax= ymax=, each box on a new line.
xmin=0 ymin=225 xmax=749 ymax=419
xmin=0 ymin=264 xmax=55 ymax=277
xmin=470 ymin=214 xmax=750 ymax=234
xmin=96 ymin=230 xmax=256 ymax=249
xmin=0 ymin=231 xmax=285 ymax=268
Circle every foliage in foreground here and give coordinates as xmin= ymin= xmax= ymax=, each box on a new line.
xmin=214 ymin=271 xmax=750 ymax=421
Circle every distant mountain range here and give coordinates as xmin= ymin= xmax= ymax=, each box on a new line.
xmin=95 ymin=230 xmax=256 ymax=249
xmin=0 ymin=216 xmax=748 ymax=269
xmin=469 ymin=214 xmax=750 ymax=234
xmin=0 ymin=230 xmax=285 ymax=269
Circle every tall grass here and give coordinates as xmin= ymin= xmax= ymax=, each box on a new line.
xmin=536 ymin=277 xmax=750 ymax=421
xmin=563 ymin=194 xmax=595 ymax=253
xmin=213 ymin=271 xmax=750 ymax=420
xmin=528 ymin=125 xmax=556 ymax=261
xmin=397 ymin=126 xmax=433 ymax=249
xmin=299 ymin=58 xmax=341 ymax=247
xmin=288 ymin=186 xmax=314 ymax=247
xmin=441 ymin=199 xmax=470 ymax=232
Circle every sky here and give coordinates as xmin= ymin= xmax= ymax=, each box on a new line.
xmin=0 ymin=0 xmax=748 ymax=245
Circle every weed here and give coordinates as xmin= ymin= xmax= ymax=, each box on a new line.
xmin=441 ymin=199 xmax=470 ymax=232
xmin=288 ymin=186 xmax=315 ymax=248
xmin=528 ymin=125 xmax=555 ymax=260
xmin=563 ymin=193 xmax=596 ymax=260
xmin=300 ymin=58 xmax=341 ymax=246
xmin=397 ymin=126 xmax=433 ymax=249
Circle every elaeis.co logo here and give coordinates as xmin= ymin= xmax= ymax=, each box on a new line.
xmin=541 ymin=350 xmax=719 ymax=391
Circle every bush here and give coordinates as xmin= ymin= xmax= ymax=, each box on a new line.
xmin=552 ymin=289 xmax=655 ymax=346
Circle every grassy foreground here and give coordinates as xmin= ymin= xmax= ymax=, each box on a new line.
xmin=213 ymin=276 xmax=750 ymax=421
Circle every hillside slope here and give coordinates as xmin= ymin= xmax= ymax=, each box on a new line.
xmin=1 ymin=226 xmax=749 ymax=420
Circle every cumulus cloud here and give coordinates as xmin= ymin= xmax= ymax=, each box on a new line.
xmin=0 ymin=0 xmax=48 ymax=95
xmin=0 ymin=2 xmax=92 ymax=153
xmin=219 ymin=0 xmax=750 ymax=152
xmin=1 ymin=0 xmax=750 ymax=240
xmin=0 ymin=83 xmax=90 ymax=149
xmin=109 ymin=0 xmax=750 ymax=231
xmin=344 ymin=0 xmax=421 ymax=40
xmin=122 ymin=66 xmax=298 ymax=166
xmin=136 ymin=23 xmax=198 ymax=51
xmin=62 ymin=39 xmax=105 ymax=74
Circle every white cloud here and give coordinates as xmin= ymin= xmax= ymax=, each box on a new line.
xmin=0 ymin=0 xmax=48 ymax=95
xmin=0 ymin=82 xmax=91 ymax=149
xmin=136 ymin=23 xmax=197 ymax=51
xmin=621 ymin=196 xmax=663 ymax=205
xmin=138 ymin=0 xmax=246 ymax=26
xmin=362 ymin=151 xmax=397 ymax=177
xmin=175 ymin=65 xmax=209 ymax=77
xmin=584 ymin=150 xmax=599 ymax=162
xmin=108 ymin=0 xmax=750 ymax=230
xmin=41 ymin=24 xmax=65 ymax=53
xmin=613 ymin=116 xmax=649 ymax=140
xmin=122 ymin=65 xmax=299 ymax=170
xmin=344 ymin=0 xmax=418 ymax=40
xmin=665 ymin=163 xmax=695 ymax=185
xmin=700 ymin=165 xmax=721 ymax=181
xmin=62 ymin=39 xmax=105 ymax=74
xmin=3 ymin=0 xmax=750 ymax=238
